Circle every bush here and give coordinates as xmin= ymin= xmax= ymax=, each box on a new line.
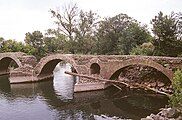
xmin=169 ymin=69 xmax=182 ymax=112
xmin=130 ymin=42 xmax=154 ymax=56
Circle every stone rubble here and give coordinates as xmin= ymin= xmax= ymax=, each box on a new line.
xmin=141 ymin=108 xmax=182 ymax=120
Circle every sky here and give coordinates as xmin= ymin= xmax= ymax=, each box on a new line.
xmin=0 ymin=0 xmax=181 ymax=41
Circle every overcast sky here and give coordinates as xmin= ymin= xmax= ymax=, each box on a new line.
xmin=0 ymin=0 xmax=181 ymax=41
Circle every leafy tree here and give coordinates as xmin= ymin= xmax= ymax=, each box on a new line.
xmin=44 ymin=36 xmax=66 ymax=53
xmin=74 ymin=10 xmax=98 ymax=54
xmin=95 ymin=13 xmax=152 ymax=55
xmin=0 ymin=37 xmax=5 ymax=51
xmin=50 ymin=4 xmax=99 ymax=54
xmin=1 ymin=39 xmax=23 ymax=52
xmin=151 ymin=11 xmax=182 ymax=56
xmin=119 ymin=23 xmax=152 ymax=55
xmin=24 ymin=31 xmax=46 ymax=59
xmin=0 ymin=39 xmax=36 ymax=55
xmin=50 ymin=3 xmax=78 ymax=54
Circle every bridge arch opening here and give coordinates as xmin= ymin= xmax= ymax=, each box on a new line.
xmin=0 ymin=57 xmax=20 ymax=75
xmin=110 ymin=65 xmax=172 ymax=93
xmin=37 ymin=59 xmax=78 ymax=100
xmin=38 ymin=59 xmax=78 ymax=78
xmin=90 ymin=63 xmax=100 ymax=75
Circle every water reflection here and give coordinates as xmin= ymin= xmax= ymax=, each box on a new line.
xmin=0 ymin=63 xmax=169 ymax=120
xmin=53 ymin=63 xmax=75 ymax=101
xmin=0 ymin=75 xmax=10 ymax=94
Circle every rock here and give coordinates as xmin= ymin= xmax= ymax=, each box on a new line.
xmin=157 ymin=82 xmax=165 ymax=87
xmin=176 ymin=116 xmax=182 ymax=120
xmin=157 ymin=108 xmax=176 ymax=118
xmin=142 ymin=108 xmax=179 ymax=120
xmin=148 ymin=82 xmax=157 ymax=87
xmin=145 ymin=116 xmax=154 ymax=120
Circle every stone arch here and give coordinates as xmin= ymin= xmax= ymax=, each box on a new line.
xmin=0 ymin=56 xmax=22 ymax=75
xmin=108 ymin=58 xmax=173 ymax=81
xmin=90 ymin=63 xmax=101 ymax=74
xmin=35 ymin=54 xmax=78 ymax=78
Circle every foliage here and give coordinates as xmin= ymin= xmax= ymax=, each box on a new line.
xmin=0 ymin=39 xmax=36 ymax=55
xmin=44 ymin=37 xmax=63 ymax=53
xmin=0 ymin=37 xmax=4 ymax=48
xmin=0 ymin=39 xmax=23 ymax=52
xmin=130 ymin=42 xmax=155 ymax=56
xmin=25 ymin=31 xmax=44 ymax=48
xmin=24 ymin=31 xmax=46 ymax=60
xmin=151 ymin=11 xmax=182 ymax=56
xmin=95 ymin=14 xmax=152 ymax=55
xmin=74 ymin=10 xmax=98 ymax=54
xmin=50 ymin=3 xmax=78 ymax=54
xmin=50 ymin=4 xmax=99 ymax=54
xmin=169 ymin=69 xmax=182 ymax=112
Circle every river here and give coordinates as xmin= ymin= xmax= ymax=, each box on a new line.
xmin=0 ymin=63 xmax=168 ymax=120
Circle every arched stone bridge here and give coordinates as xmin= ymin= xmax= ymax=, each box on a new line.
xmin=0 ymin=52 xmax=37 ymax=76
xmin=0 ymin=52 xmax=182 ymax=85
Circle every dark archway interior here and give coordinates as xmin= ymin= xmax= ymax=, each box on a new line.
xmin=109 ymin=65 xmax=172 ymax=93
xmin=110 ymin=65 xmax=171 ymax=83
xmin=38 ymin=59 xmax=78 ymax=77
xmin=90 ymin=63 xmax=100 ymax=74
xmin=0 ymin=57 xmax=19 ymax=74
xmin=38 ymin=59 xmax=62 ymax=77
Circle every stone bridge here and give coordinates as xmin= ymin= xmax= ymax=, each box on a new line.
xmin=0 ymin=52 xmax=37 ymax=76
xmin=0 ymin=52 xmax=182 ymax=91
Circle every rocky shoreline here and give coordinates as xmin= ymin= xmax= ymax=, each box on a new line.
xmin=141 ymin=108 xmax=182 ymax=120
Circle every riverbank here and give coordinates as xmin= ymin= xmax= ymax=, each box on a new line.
xmin=141 ymin=108 xmax=182 ymax=120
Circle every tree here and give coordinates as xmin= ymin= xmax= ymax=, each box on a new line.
xmin=50 ymin=3 xmax=78 ymax=54
xmin=74 ymin=10 xmax=98 ymax=54
xmin=0 ymin=37 xmax=5 ymax=51
xmin=119 ymin=23 xmax=152 ymax=55
xmin=25 ymin=31 xmax=46 ymax=59
xmin=151 ymin=11 xmax=182 ymax=56
xmin=50 ymin=3 xmax=99 ymax=54
xmin=44 ymin=36 xmax=65 ymax=53
xmin=95 ymin=13 xmax=152 ymax=55
xmin=0 ymin=39 xmax=36 ymax=55
xmin=1 ymin=39 xmax=22 ymax=52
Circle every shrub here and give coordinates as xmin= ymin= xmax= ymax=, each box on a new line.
xmin=130 ymin=42 xmax=154 ymax=56
xmin=169 ymin=69 xmax=182 ymax=112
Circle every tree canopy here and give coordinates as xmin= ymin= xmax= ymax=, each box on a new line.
xmin=151 ymin=11 xmax=182 ymax=56
xmin=95 ymin=13 xmax=152 ymax=55
xmin=1 ymin=4 xmax=181 ymax=58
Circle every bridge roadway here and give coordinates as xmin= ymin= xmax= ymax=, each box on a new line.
xmin=0 ymin=52 xmax=182 ymax=92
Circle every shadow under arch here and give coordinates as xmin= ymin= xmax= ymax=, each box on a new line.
xmin=38 ymin=59 xmax=62 ymax=77
xmin=109 ymin=58 xmax=173 ymax=82
xmin=110 ymin=65 xmax=171 ymax=84
xmin=0 ymin=57 xmax=22 ymax=75
xmin=35 ymin=55 xmax=78 ymax=78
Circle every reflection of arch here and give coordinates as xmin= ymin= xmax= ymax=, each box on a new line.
xmin=109 ymin=58 xmax=173 ymax=81
xmin=0 ymin=57 xmax=22 ymax=75
xmin=90 ymin=63 xmax=100 ymax=74
xmin=35 ymin=54 xmax=78 ymax=77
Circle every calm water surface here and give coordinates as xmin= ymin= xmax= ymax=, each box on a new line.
xmin=0 ymin=64 xmax=168 ymax=120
